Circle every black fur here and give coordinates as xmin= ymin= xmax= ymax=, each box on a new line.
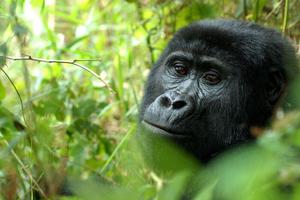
xmin=139 ymin=19 xmax=298 ymax=162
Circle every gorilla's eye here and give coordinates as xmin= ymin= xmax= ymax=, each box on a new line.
xmin=174 ymin=64 xmax=188 ymax=76
xmin=203 ymin=71 xmax=221 ymax=84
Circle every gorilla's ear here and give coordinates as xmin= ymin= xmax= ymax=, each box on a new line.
xmin=267 ymin=68 xmax=287 ymax=105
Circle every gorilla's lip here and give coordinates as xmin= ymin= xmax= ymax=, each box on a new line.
xmin=142 ymin=120 xmax=190 ymax=138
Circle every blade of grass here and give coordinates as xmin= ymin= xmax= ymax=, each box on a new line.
xmin=100 ymin=124 xmax=136 ymax=174
xmin=253 ymin=0 xmax=260 ymax=22
xmin=282 ymin=0 xmax=289 ymax=34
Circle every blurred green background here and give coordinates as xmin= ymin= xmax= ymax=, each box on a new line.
xmin=0 ymin=0 xmax=300 ymax=199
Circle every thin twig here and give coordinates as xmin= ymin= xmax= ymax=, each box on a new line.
xmin=0 ymin=136 xmax=48 ymax=199
xmin=3 ymin=55 xmax=115 ymax=94
xmin=0 ymin=65 xmax=28 ymax=127
xmin=73 ymin=59 xmax=102 ymax=62
xmin=149 ymin=172 xmax=163 ymax=190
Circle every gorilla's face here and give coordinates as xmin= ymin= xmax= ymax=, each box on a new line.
xmin=142 ymin=51 xmax=237 ymax=138
xmin=140 ymin=20 xmax=292 ymax=161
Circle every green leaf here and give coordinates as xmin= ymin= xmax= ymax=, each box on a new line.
xmin=72 ymin=99 xmax=99 ymax=118
xmin=158 ymin=172 xmax=191 ymax=200
xmin=193 ymin=181 xmax=217 ymax=200
xmin=0 ymin=80 xmax=6 ymax=101
xmin=0 ymin=43 xmax=8 ymax=67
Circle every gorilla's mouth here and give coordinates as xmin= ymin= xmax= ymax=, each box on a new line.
xmin=142 ymin=120 xmax=190 ymax=138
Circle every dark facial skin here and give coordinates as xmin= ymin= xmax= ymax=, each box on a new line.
xmin=139 ymin=20 xmax=298 ymax=162
xmin=142 ymin=52 xmax=233 ymax=138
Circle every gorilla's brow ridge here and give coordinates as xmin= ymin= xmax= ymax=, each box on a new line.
xmin=165 ymin=51 xmax=230 ymax=72
xmin=165 ymin=51 xmax=193 ymax=64
xmin=199 ymin=56 xmax=230 ymax=70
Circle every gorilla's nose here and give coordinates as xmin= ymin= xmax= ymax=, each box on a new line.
xmin=142 ymin=92 xmax=195 ymax=134
xmin=172 ymin=100 xmax=187 ymax=109
xmin=158 ymin=92 xmax=193 ymax=111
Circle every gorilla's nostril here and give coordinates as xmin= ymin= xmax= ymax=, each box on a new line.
xmin=160 ymin=96 xmax=172 ymax=107
xmin=172 ymin=100 xmax=187 ymax=109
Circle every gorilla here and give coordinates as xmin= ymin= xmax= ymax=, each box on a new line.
xmin=139 ymin=19 xmax=298 ymax=162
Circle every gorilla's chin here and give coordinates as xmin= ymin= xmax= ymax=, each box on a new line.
xmin=141 ymin=120 xmax=190 ymax=139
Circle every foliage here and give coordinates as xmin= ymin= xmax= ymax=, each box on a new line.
xmin=0 ymin=0 xmax=299 ymax=199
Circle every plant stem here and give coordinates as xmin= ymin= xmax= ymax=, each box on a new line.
xmin=282 ymin=0 xmax=289 ymax=34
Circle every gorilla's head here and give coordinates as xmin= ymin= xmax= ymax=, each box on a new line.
xmin=139 ymin=20 xmax=298 ymax=161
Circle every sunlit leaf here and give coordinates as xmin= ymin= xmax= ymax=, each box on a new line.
xmin=0 ymin=80 xmax=6 ymax=101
